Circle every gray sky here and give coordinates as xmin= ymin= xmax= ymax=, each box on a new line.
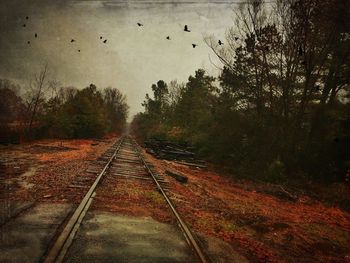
xmin=0 ymin=0 xmax=237 ymax=118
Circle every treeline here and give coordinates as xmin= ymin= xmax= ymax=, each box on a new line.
xmin=40 ymin=84 xmax=128 ymax=138
xmin=131 ymin=0 xmax=350 ymax=183
xmin=0 ymin=69 xmax=128 ymax=141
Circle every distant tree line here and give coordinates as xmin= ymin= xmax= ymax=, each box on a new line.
xmin=0 ymin=68 xmax=128 ymax=141
xmin=131 ymin=0 xmax=350 ymax=183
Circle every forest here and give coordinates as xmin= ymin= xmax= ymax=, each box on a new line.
xmin=0 ymin=65 xmax=128 ymax=141
xmin=131 ymin=0 xmax=350 ymax=185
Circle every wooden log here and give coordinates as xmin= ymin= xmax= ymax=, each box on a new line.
xmin=146 ymin=148 xmax=155 ymax=155
xmin=162 ymin=149 xmax=194 ymax=156
xmin=165 ymin=169 xmax=188 ymax=183
xmin=175 ymin=161 xmax=207 ymax=169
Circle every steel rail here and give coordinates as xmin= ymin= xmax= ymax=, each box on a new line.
xmin=43 ymin=137 xmax=124 ymax=263
xmin=131 ymin=137 xmax=209 ymax=263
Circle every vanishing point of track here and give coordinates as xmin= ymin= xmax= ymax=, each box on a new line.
xmin=43 ymin=135 xmax=208 ymax=263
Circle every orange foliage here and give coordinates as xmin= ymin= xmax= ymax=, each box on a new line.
xmin=147 ymin=151 xmax=350 ymax=263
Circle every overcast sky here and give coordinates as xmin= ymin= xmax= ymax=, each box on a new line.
xmin=0 ymin=0 xmax=238 ymax=118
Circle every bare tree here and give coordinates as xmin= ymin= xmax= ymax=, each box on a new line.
xmin=57 ymin=86 xmax=78 ymax=103
xmin=24 ymin=63 xmax=50 ymax=136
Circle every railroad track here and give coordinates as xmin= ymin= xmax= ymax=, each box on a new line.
xmin=43 ymin=135 xmax=208 ymax=263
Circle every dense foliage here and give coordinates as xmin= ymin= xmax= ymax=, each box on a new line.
xmin=132 ymin=0 xmax=350 ymax=183
xmin=0 ymin=81 xmax=128 ymax=140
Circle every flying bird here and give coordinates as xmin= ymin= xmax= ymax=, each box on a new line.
xmin=184 ymin=25 xmax=190 ymax=32
xmin=166 ymin=36 xmax=170 ymax=40
xmin=192 ymin=44 xmax=197 ymax=48
xmin=103 ymin=39 xmax=107 ymax=43
xmin=78 ymin=49 xmax=81 ymax=52
xmin=137 ymin=23 xmax=143 ymax=27
xmin=234 ymin=37 xmax=239 ymax=41
xmin=100 ymin=36 xmax=103 ymax=39
xmin=218 ymin=40 xmax=223 ymax=45
xmin=35 ymin=33 xmax=37 ymax=38
xmin=27 ymin=41 xmax=30 ymax=44
xmin=25 ymin=16 xmax=29 ymax=20
xmin=71 ymin=39 xmax=75 ymax=43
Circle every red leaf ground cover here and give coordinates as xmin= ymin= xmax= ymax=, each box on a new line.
xmin=1 ymin=138 xmax=349 ymax=262
xmin=146 ymin=152 xmax=350 ymax=263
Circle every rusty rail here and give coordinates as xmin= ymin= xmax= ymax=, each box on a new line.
xmin=131 ymin=137 xmax=209 ymax=263
xmin=43 ymin=137 xmax=124 ymax=263
xmin=43 ymin=135 xmax=208 ymax=263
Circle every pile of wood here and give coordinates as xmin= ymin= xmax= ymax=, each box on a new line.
xmin=144 ymin=138 xmax=206 ymax=168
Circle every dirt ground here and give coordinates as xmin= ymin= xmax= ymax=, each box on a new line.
xmin=0 ymin=135 xmax=117 ymax=203
xmin=1 ymin=137 xmax=349 ymax=263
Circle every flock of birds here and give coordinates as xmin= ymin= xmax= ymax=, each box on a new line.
xmin=22 ymin=16 xmax=224 ymax=53
xmin=21 ymin=14 xmax=314 ymax=91
xmin=22 ymin=14 xmax=307 ymax=68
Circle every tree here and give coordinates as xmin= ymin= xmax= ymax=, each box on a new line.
xmin=175 ymin=69 xmax=216 ymax=136
xmin=143 ymin=80 xmax=168 ymax=117
xmin=24 ymin=63 xmax=51 ymax=137
xmin=0 ymin=79 xmax=24 ymax=124
xmin=103 ymin=87 xmax=129 ymax=134
xmin=132 ymin=0 xmax=350 ymax=182
xmin=203 ymin=0 xmax=350 ymax=180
